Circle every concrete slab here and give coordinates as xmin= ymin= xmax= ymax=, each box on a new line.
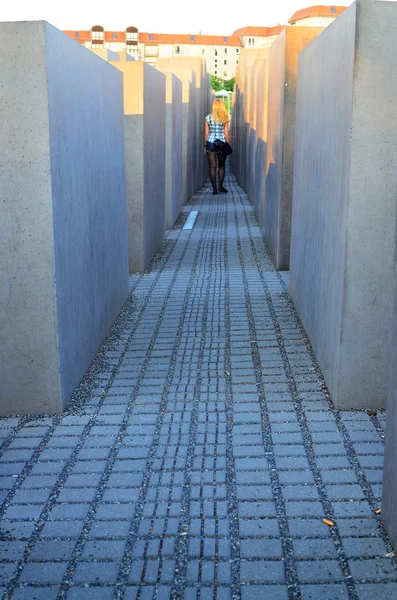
xmin=383 ymin=240 xmax=397 ymax=549
xmin=110 ymin=61 xmax=166 ymax=273
xmin=290 ymin=0 xmax=397 ymax=409
xmin=0 ymin=21 xmax=129 ymax=415
xmin=265 ymin=25 xmax=325 ymax=269
xmin=156 ymin=58 xmax=209 ymax=195
xmin=164 ymin=73 xmax=183 ymax=229
xmin=156 ymin=64 xmax=196 ymax=204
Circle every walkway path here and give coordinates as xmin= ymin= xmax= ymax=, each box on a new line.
xmin=0 ymin=175 xmax=396 ymax=600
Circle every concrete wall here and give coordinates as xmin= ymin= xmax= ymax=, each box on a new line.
xmin=265 ymin=25 xmax=324 ymax=270
xmin=164 ymin=74 xmax=183 ymax=229
xmin=253 ymin=58 xmax=269 ymax=226
xmin=90 ymin=48 xmax=120 ymax=61
xmin=231 ymin=48 xmax=270 ymax=200
xmin=156 ymin=64 xmax=196 ymax=204
xmin=383 ymin=233 xmax=397 ymax=550
xmin=157 ymin=58 xmax=210 ymax=196
xmin=0 ymin=21 xmax=129 ymax=415
xmin=118 ymin=51 xmax=136 ymax=61
xmin=111 ymin=61 xmax=166 ymax=273
xmin=290 ymin=0 xmax=397 ymax=409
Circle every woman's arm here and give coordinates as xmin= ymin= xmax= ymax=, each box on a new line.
xmin=204 ymin=120 xmax=209 ymax=154
xmin=204 ymin=120 xmax=209 ymax=145
xmin=224 ymin=121 xmax=230 ymax=143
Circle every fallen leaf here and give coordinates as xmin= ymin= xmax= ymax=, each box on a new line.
xmin=322 ymin=519 xmax=334 ymax=527
xmin=376 ymin=509 xmax=382 ymax=515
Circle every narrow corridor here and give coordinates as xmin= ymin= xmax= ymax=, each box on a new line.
xmin=0 ymin=175 xmax=395 ymax=600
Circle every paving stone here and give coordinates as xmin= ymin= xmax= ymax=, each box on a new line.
xmin=293 ymin=538 xmax=337 ymax=558
xmin=342 ymin=537 xmax=388 ymax=558
xmin=240 ymin=538 xmax=283 ymax=558
xmin=240 ymin=560 xmax=285 ymax=583
xmin=73 ymin=561 xmax=119 ymax=583
xmin=300 ymin=584 xmax=349 ymax=599
xmin=0 ymin=540 xmax=27 ymax=561
xmin=11 ymin=588 xmax=59 ymax=600
xmin=296 ymin=560 xmax=344 ymax=583
xmin=348 ymin=559 xmax=397 ymax=581
xmin=19 ymin=562 xmax=68 ymax=583
xmin=356 ymin=583 xmax=397 ymax=600
xmin=241 ymin=584 xmax=288 ymax=599
xmin=239 ymin=518 xmax=280 ymax=537
xmin=0 ymin=563 xmax=17 ymax=585
xmin=66 ymin=589 xmax=114 ymax=600
xmin=30 ymin=541 xmax=75 ymax=561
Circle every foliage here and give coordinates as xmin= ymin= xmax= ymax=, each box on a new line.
xmin=210 ymin=75 xmax=236 ymax=94
xmin=210 ymin=75 xmax=224 ymax=91
xmin=224 ymin=78 xmax=235 ymax=92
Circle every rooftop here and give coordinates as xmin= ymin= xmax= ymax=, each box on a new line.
xmin=289 ymin=4 xmax=347 ymax=23
xmin=139 ymin=32 xmax=243 ymax=46
xmin=63 ymin=30 xmax=243 ymax=47
xmin=232 ymin=25 xmax=285 ymax=38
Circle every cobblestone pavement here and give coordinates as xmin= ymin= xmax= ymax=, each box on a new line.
xmin=1 ymin=175 xmax=397 ymax=600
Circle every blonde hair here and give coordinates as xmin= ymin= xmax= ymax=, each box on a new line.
xmin=212 ymin=99 xmax=229 ymax=124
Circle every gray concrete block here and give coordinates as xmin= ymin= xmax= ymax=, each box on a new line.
xmin=111 ymin=62 xmax=166 ymax=273
xmin=290 ymin=0 xmax=397 ymax=409
xmin=265 ymin=25 xmax=324 ymax=269
xmin=90 ymin=48 xmax=120 ymax=61
xmin=156 ymin=64 xmax=196 ymax=205
xmin=253 ymin=59 xmax=269 ymax=226
xmin=157 ymin=59 xmax=210 ymax=202
xmin=164 ymin=74 xmax=183 ymax=229
xmin=0 ymin=21 xmax=129 ymax=416
xmin=383 ymin=196 xmax=397 ymax=550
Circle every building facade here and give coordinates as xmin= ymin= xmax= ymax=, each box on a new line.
xmin=231 ymin=26 xmax=285 ymax=50
xmin=63 ymin=27 xmax=279 ymax=80
xmin=63 ymin=6 xmax=347 ymax=78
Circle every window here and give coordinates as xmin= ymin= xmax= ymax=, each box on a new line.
xmin=331 ymin=6 xmax=336 ymax=13
xmin=149 ymin=34 xmax=153 ymax=40
xmin=191 ymin=35 xmax=195 ymax=41
xmin=214 ymin=70 xmax=217 ymax=75
xmin=112 ymin=33 xmax=117 ymax=39
xmin=215 ymin=59 xmax=218 ymax=64
xmin=92 ymin=31 xmax=104 ymax=40
xmin=236 ymin=48 xmax=239 ymax=53
xmin=126 ymin=32 xmax=138 ymax=41
xmin=127 ymin=46 xmax=138 ymax=54
xmin=75 ymin=32 xmax=79 ymax=38
xmin=236 ymin=60 xmax=239 ymax=65
xmin=145 ymin=45 xmax=158 ymax=56
xmin=223 ymin=37 xmax=228 ymax=42
xmin=202 ymin=49 xmax=205 ymax=55
xmin=223 ymin=71 xmax=227 ymax=77
xmin=175 ymin=45 xmax=184 ymax=54
xmin=224 ymin=59 xmax=227 ymax=65
xmin=224 ymin=48 xmax=227 ymax=54
xmin=215 ymin=49 xmax=218 ymax=56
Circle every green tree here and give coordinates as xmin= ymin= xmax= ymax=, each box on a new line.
xmin=224 ymin=77 xmax=235 ymax=92
xmin=210 ymin=75 xmax=224 ymax=91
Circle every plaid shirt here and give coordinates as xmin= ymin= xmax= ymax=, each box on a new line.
xmin=205 ymin=114 xmax=226 ymax=143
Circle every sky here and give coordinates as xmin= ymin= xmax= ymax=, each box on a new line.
xmin=0 ymin=0 xmax=354 ymax=35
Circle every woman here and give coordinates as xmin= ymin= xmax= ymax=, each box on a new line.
xmin=204 ymin=99 xmax=230 ymax=195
